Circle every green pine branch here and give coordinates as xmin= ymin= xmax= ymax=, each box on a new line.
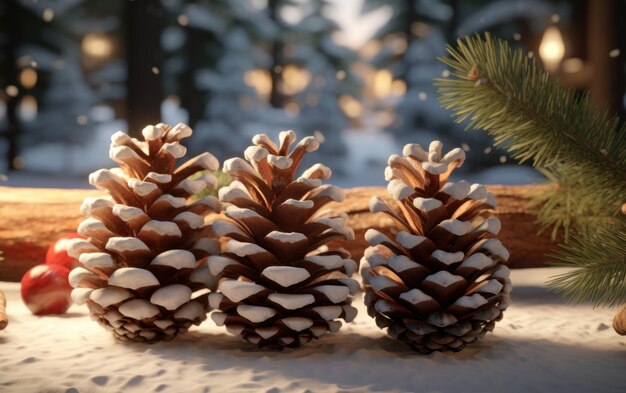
xmin=434 ymin=33 xmax=626 ymax=307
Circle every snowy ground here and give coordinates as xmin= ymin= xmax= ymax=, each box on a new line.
xmin=1 ymin=268 xmax=624 ymax=393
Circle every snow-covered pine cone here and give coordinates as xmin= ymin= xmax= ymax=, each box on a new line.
xmin=68 ymin=123 xmax=221 ymax=343
xmin=209 ymin=131 xmax=359 ymax=349
xmin=362 ymin=141 xmax=511 ymax=354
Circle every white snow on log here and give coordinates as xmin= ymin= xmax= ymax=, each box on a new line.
xmin=442 ymin=147 xmax=466 ymax=165
xmin=208 ymin=293 xmax=224 ymax=309
xmin=150 ymin=284 xmax=192 ymax=310
xmin=493 ymin=265 xmax=511 ymax=280
xmin=211 ymin=312 xmax=227 ymax=326
xmin=151 ymin=250 xmax=196 ymax=269
xmin=145 ymin=172 xmax=172 ymax=184
xmin=468 ymin=184 xmax=487 ymax=200
xmin=219 ymin=280 xmax=265 ymax=303
xmin=237 ymin=305 xmax=276 ymax=323
xmin=261 ymin=266 xmax=310 ymax=287
xmin=460 ymin=253 xmax=494 ymax=270
xmin=400 ymin=288 xmax=435 ymax=305
xmin=314 ymin=285 xmax=350 ymax=303
xmin=422 ymin=162 xmax=448 ymax=175
xmin=173 ymin=301 xmax=205 ymax=320
xmin=192 ymin=237 xmax=219 ymax=255
xmin=223 ymin=157 xmax=259 ymax=178
xmin=79 ymin=252 xmax=116 ymax=269
xmin=428 ymin=312 xmax=458 ymax=327
xmin=256 ymin=326 xmax=279 ymax=339
xmin=402 ymin=143 xmax=428 ymax=161
xmin=441 ymin=180 xmax=470 ymax=200
xmin=387 ymin=179 xmax=414 ymax=201
xmin=207 ymin=255 xmax=237 ymax=276
xmin=90 ymin=287 xmax=132 ymax=308
xmin=140 ymin=220 xmax=182 ymax=237
xmin=110 ymin=145 xmax=142 ymax=164
xmin=160 ymin=142 xmax=187 ymax=159
xmin=212 ymin=220 xmax=246 ymax=238
xmin=128 ymin=179 xmax=159 ymax=197
xmin=225 ymin=205 xmax=263 ymax=221
xmin=396 ymin=231 xmax=426 ymax=249
xmin=244 ymin=145 xmax=269 ymax=162
xmin=218 ymin=184 xmax=251 ymax=202
xmin=112 ymin=205 xmax=147 ymax=222
xmin=173 ymin=212 xmax=204 ymax=229
xmin=77 ymin=218 xmax=112 ymax=237
xmin=424 ymin=271 xmax=464 ymax=287
xmin=109 ymin=268 xmax=159 ymax=289
xmin=66 ymin=238 xmax=98 ymax=259
xmin=154 ymin=194 xmax=186 ymax=209
xmin=154 ymin=319 xmax=174 ymax=329
xmin=69 ymin=267 xmax=97 ymax=288
xmin=454 ymin=294 xmax=487 ymax=309
xmin=313 ymin=305 xmax=342 ymax=320
xmin=119 ymin=299 xmax=160 ymax=320
xmin=268 ymin=293 xmax=315 ymax=310
xmin=473 ymin=217 xmax=501 ymax=235
xmin=388 ymin=255 xmax=421 ymax=272
xmin=142 ymin=125 xmax=162 ymax=140
xmin=413 ymin=197 xmax=443 ymax=212
xmin=307 ymin=255 xmax=343 ymax=269
xmin=437 ymin=219 xmax=472 ymax=236
xmin=267 ymin=155 xmax=292 ymax=169
xmin=105 ymin=237 xmax=150 ymax=253
xmin=176 ymin=178 xmax=206 ymax=195
xmin=302 ymin=163 xmax=331 ymax=179
xmin=282 ymin=317 xmax=314 ymax=332
xmin=282 ymin=199 xmax=314 ymax=209
xmin=297 ymin=136 xmax=320 ymax=152
xmin=266 ymin=231 xmax=307 ymax=244
xmin=225 ymin=240 xmax=268 ymax=257
xmin=365 ymin=229 xmax=393 ymax=246
xmin=432 ymin=250 xmax=464 ymax=265
xmin=71 ymin=288 xmax=93 ymax=305
xmin=80 ymin=197 xmax=114 ymax=216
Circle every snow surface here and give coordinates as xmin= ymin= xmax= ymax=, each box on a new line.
xmin=1 ymin=268 xmax=625 ymax=393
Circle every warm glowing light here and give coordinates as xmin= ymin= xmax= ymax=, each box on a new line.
xmin=391 ymin=80 xmax=406 ymax=96
xmin=539 ymin=26 xmax=565 ymax=72
xmin=42 ymin=8 xmax=54 ymax=22
xmin=281 ymin=66 xmax=311 ymax=95
xmin=373 ymin=69 xmax=393 ymax=98
xmin=19 ymin=68 xmax=38 ymax=89
xmin=82 ymin=34 xmax=113 ymax=59
xmin=6 ymin=85 xmax=18 ymax=97
xmin=563 ymin=58 xmax=584 ymax=73
xmin=244 ymin=69 xmax=272 ymax=98
xmin=284 ymin=101 xmax=300 ymax=117
xmin=339 ymin=95 xmax=363 ymax=118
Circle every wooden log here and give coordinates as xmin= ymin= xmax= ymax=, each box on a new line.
xmin=0 ymin=185 xmax=557 ymax=282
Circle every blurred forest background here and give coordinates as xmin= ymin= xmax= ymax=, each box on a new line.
xmin=0 ymin=0 xmax=624 ymax=188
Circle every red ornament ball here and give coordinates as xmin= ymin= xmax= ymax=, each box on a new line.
xmin=46 ymin=233 xmax=84 ymax=270
xmin=21 ymin=264 xmax=73 ymax=315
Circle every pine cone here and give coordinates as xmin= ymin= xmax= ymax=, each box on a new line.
xmin=68 ymin=123 xmax=221 ymax=343
xmin=362 ymin=141 xmax=511 ymax=353
xmin=209 ymin=131 xmax=359 ymax=348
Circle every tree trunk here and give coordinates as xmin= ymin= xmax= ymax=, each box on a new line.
xmin=126 ymin=0 xmax=164 ymax=138
xmin=0 ymin=184 xmax=558 ymax=282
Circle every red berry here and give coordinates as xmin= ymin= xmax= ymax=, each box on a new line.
xmin=46 ymin=233 xmax=85 ymax=270
xmin=21 ymin=264 xmax=73 ymax=315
